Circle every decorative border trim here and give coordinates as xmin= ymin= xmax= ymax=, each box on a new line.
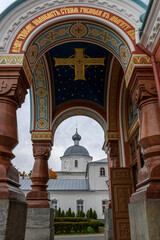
xmin=125 ymin=54 xmax=152 ymax=86
xmin=52 ymin=106 xmax=107 ymax=136
xmin=0 ymin=54 xmax=24 ymax=65
xmin=105 ymin=131 xmax=119 ymax=144
xmin=0 ymin=0 xmax=143 ymax=53
xmin=0 ymin=54 xmax=32 ymax=85
xmin=10 ymin=6 xmax=136 ymax=55
xmin=128 ymin=117 xmax=139 ymax=139
xmin=31 ymin=131 xmax=53 ymax=142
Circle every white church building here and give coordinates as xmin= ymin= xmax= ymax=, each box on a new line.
xmin=20 ymin=130 xmax=109 ymax=219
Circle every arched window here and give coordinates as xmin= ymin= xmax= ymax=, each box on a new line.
xmin=77 ymin=199 xmax=84 ymax=212
xmin=75 ymin=160 xmax=78 ymax=167
xmin=100 ymin=167 xmax=105 ymax=176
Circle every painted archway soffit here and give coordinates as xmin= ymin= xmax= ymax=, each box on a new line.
xmin=26 ymin=20 xmax=131 ymax=72
xmin=30 ymin=56 xmax=52 ymax=132
xmin=52 ymin=106 xmax=107 ymax=137
xmin=0 ymin=0 xmax=145 ymax=53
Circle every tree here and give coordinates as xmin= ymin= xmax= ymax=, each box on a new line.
xmin=49 ymin=168 xmax=57 ymax=179
xmin=66 ymin=208 xmax=72 ymax=217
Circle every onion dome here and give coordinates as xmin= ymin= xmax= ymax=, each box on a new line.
xmin=63 ymin=129 xmax=90 ymax=157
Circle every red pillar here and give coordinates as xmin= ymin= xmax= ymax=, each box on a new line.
xmin=0 ymin=67 xmax=29 ymax=201
xmin=107 ymin=140 xmax=120 ymax=168
xmin=129 ymin=67 xmax=160 ymax=201
xmin=26 ymin=141 xmax=52 ymax=208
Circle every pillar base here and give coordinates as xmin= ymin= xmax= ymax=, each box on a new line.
xmin=25 ymin=207 xmax=54 ymax=240
xmin=104 ymin=208 xmax=113 ymax=240
xmin=129 ymin=199 xmax=160 ymax=240
xmin=0 ymin=199 xmax=27 ymax=240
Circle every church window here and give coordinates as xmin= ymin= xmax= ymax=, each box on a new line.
xmin=75 ymin=160 xmax=78 ymax=167
xmin=100 ymin=167 xmax=105 ymax=176
xmin=51 ymin=199 xmax=58 ymax=210
xmin=102 ymin=200 xmax=108 ymax=214
xmin=77 ymin=199 xmax=84 ymax=212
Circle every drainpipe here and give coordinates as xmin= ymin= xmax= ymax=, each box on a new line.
xmin=136 ymin=43 xmax=160 ymax=106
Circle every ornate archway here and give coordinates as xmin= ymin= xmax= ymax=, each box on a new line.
xmin=1 ymin=1 xmax=160 ymax=240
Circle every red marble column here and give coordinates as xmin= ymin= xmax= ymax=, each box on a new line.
xmin=129 ymin=67 xmax=160 ymax=201
xmin=107 ymin=140 xmax=120 ymax=167
xmin=0 ymin=67 xmax=29 ymax=201
xmin=26 ymin=141 xmax=52 ymax=208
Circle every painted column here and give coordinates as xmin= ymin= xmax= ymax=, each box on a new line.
xmin=128 ymin=67 xmax=160 ymax=240
xmin=25 ymin=141 xmax=54 ymax=240
xmin=0 ymin=66 xmax=29 ymax=240
xmin=26 ymin=141 xmax=52 ymax=208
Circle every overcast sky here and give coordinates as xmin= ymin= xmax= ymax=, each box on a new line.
xmin=12 ymin=93 xmax=106 ymax=174
xmin=0 ymin=0 xmax=149 ymax=174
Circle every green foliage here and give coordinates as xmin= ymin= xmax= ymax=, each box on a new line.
xmin=99 ymin=221 xmax=104 ymax=227
xmin=66 ymin=208 xmax=72 ymax=217
xmin=92 ymin=210 xmax=97 ymax=219
xmin=54 ymin=222 xmax=89 ymax=234
xmin=55 ymin=217 xmax=87 ymax=222
xmin=86 ymin=208 xmax=97 ymax=219
xmin=55 ymin=208 xmax=62 ymax=217
xmin=61 ymin=210 xmax=65 ymax=217
xmin=76 ymin=210 xmax=85 ymax=218
xmin=87 ymin=226 xmax=94 ymax=233
xmin=90 ymin=219 xmax=99 ymax=233
xmin=72 ymin=211 xmax=75 ymax=217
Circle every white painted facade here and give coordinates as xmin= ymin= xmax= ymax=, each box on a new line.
xmin=21 ymin=130 xmax=109 ymax=219
xmin=60 ymin=155 xmax=92 ymax=173
xmin=49 ymin=190 xmax=109 ymax=220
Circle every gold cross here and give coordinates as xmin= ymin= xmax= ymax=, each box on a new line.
xmin=47 ymin=31 xmax=58 ymax=42
xmin=39 ymin=105 xmax=46 ymax=111
xmin=54 ymin=48 xmax=105 ymax=81
xmin=100 ymin=31 xmax=110 ymax=42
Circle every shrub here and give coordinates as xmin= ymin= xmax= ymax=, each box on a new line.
xmin=55 ymin=208 xmax=62 ymax=217
xmin=92 ymin=210 xmax=97 ymax=219
xmin=86 ymin=208 xmax=92 ymax=219
xmin=76 ymin=210 xmax=85 ymax=218
xmin=86 ymin=208 xmax=97 ymax=219
xmin=72 ymin=211 xmax=75 ymax=217
xmin=55 ymin=217 xmax=87 ymax=222
xmin=66 ymin=208 xmax=72 ymax=217
xmin=87 ymin=226 xmax=94 ymax=233
xmin=54 ymin=222 xmax=89 ymax=234
xmin=90 ymin=219 xmax=99 ymax=233
xmin=61 ymin=210 xmax=65 ymax=217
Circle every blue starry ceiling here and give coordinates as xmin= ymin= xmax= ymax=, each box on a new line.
xmin=48 ymin=42 xmax=110 ymax=107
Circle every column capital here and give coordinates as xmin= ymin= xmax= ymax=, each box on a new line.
xmin=0 ymin=66 xmax=29 ymax=107
xmin=128 ymin=67 xmax=157 ymax=108
xmin=33 ymin=142 xmax=52 ymax=159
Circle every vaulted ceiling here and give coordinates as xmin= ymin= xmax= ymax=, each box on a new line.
xmin=46 ymin=41 xmax=112 ymax=110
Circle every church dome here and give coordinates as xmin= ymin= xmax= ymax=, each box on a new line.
xmin=63 ymin=129 xmax=90 ymax=157
xmin=63 ymin=145 xmax=90 ymax=157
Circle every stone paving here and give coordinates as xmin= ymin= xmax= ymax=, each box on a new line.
xmin=55 ymin=234 xmax=104 ymax=240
